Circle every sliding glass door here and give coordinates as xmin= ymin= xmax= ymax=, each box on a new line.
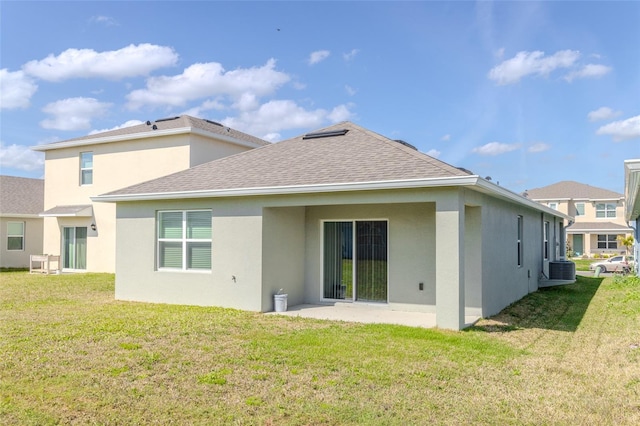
xmin=323 ymin=220 xmax=388 ymax=302
xmin=63 ymin=227 xmax=87 ymax=270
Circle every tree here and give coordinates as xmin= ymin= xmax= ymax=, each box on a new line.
xmin=618 ymin=235 xmax=634 ymax=255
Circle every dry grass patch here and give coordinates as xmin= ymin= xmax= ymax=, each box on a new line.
xmin=1 ymin=272 xmax=640 ymax=424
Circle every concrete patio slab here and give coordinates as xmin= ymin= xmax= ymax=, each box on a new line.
xmin=267 ymin=303 xmax=480 ymax=329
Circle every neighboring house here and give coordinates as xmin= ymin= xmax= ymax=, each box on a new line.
xmin=31 ymin=115 xmax=268 ymax=273
xmin=624 ymin=159 xmax=640 ymax=275
xmin=93 ymin=122 xmax=568 ymax=330
xmin=0 ymin=176 xmax=44 ymax=268
xmin=525 ymin=181 xmax=633 ymax=258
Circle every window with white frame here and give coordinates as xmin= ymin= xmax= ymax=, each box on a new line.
xmin=575 ymin=203 xmax=585 ymax=216
xmin=7 ymin=222 xmax=24 ymax=251
xmin=80 ymin=152 xmax=93 ymax=185
xmin=517 ymin=215 xmax=523 ymax=267
xmin=595 ymin=203 xmax=616 ymax=218
xmin=548 ymin=202 xmax=558 ymax=210
xmin=597 ymin=234 xmax=617 ymax=249
xmin=543 ymin=221 xmax=550 ymax=260
xmin=157 ymin=210 xmax=212 ymax=271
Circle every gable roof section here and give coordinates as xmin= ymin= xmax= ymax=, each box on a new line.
xmin=95 ymin=122 xmax=471 ymax=198
xmin=31 ymin=115 xmax=268 ymax=152
xmin=566 ymin=221 xmax=632 ymax=233
xmin=526 ymin=181 xmax=623 ymax=201
xmin=0 ymin=175 xmax=44 ymax=217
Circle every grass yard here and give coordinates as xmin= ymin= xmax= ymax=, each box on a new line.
xmin=1 ymin=272 xmax=640 ymax=425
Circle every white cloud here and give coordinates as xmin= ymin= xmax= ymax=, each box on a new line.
xmin=588 ymin=106 xmax=622 ymax=122
xmin=221 ymin=100 xmax=353 ymax=140
xmin=343 ymin=49 xmax=359 ymax=61
xmin=0 ymin=142 xmax=44 ymax=172
xmin=494 ymin=48 xmax=505 ymax=59
xmin=89 ymin=120 xmax=143 ymax=135
xmin=426 ymin=149 xmax=441 ymax=158
xmin=40 ymin=97 xmax=113 ymax=131
xmin=345 ymin=85 xmax=356 ymax=96
xmin=180 ymin=99 xmax=226 ymax=117
xmin=441 ymin=134 xmax=451 ymax=141
xmin=89 ymin=15 xmax=118 ymax=26
xmin=596 ymin=115 xmax=640 ymax=141
xmin=263 ymin=133 xmax=281 ymax=142
xmin=308 ymin=50 xmax=330 ymax=65
xmin=528 ymin=142 xmax=550 ymax=153
xmin=488 ymin=50 xmax=580 ymax=85
xmin=23 ymin=44 xmax=178 ymax=81
xmin=472 ymin=142 xmax=521 ymax=156
xmin=0 ymin=69 xmax=38 ymax=109
xmin=564 ymin=64 xmax=612 ymax=82
xmin=126 ymin=59 xmax=289 ymax=109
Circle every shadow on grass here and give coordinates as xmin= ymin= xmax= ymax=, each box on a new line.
xmin=469 ymin=275 xmax=603 ymax=333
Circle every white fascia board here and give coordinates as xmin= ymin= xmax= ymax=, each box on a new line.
xmin=92 ymin=175 xmax=569 ymax=221
xmin=0 ymin=214 xmax=42 ymax=219
xmin=530 ymin=198 xmax=571 ymax=202
xmin=92 ymin=176 xmax=481 ymax=202
xmin=474 ymin=179 xmax=571 ymax=221
xmin=31 ymin=127 xmax=263 ymax=152
xmin=624 ymin=159 xmax=640 ymax=221
xmin=567 ymin=228 xmax=633 ymax=234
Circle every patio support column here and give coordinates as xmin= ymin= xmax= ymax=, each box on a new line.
xmin=435 ymin=190 xmax=465 ymax=330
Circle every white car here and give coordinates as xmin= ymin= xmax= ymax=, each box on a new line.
xmin=589 ymin=255 xmax=635 ymax=273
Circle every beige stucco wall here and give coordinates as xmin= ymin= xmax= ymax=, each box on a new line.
xmin=42 ymin=133 xmax=254 ymax=272
xmin=0 ymin=216 xmax=43 ymax=268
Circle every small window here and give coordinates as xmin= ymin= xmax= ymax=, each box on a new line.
xmin=548 ymin=202 xmax=558 ymax=210
xmin=157 ymin=210 xmax=212 ymax=271
xmin=597 ymin=234 xmax=617 ymax=249
xmin=7 ymin=222 xmax=24 ymax=251
xmin=575 ymin=203 xmax=585 ymax=216
xmin=517 ymin=216 xmax=523 ymax=267
xmin=543 ymin=221 xmax=550 ymax=260
xmin=595 ymin=203 xmax=616 ymax=218
xmin=80 ymin=152 xmax=93 ymax=185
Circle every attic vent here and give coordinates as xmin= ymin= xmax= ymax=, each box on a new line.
xmin=204 ymin=119 xmax=223 ymax=127
xmin=457 ymin=167 xmax=473 ymax=174
xmin=155 ymin=116 xmax=180 ymax=123
xmin=393 ymin=139 xmax=418 ymax=150
xmin=303 ymin=129 xmax=349 ymax=140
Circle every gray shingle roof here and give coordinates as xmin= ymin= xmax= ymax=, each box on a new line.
xmin=526 ymin=181 xmax=623 ymax=200
xmin=33 ymin=115 xmax=269 ymax=150
xmin=0 ymin=175 xmax=44 ymax=215
xmin=101 ymin=122 xmax=471 ymax=197
xmin=566 ymin=222 xmax=632 ymax=232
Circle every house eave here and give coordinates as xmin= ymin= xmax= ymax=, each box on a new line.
xmin=91 ymin=175 xmax=570 ymax=220
xmin=624 ymin=159 xmax=640 ymax=221
xmin=31 ymin=126 xmax=263 ymax=152
xmin=0 ymin=213 xmax=42 ymax=219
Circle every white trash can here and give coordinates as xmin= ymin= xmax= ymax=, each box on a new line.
xmin=274 ymin=293 xmax=288 ymax=312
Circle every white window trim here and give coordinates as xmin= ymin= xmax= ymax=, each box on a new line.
xmin=517 ymin=215 xmax=523 ymax=267
xmin=80 ymin=151 xmax=93 ymax=186
xmin=7 ymin=221 xmax=25 ymax=251
xmin=548 ymin=202 xmax=558 ymax=211
xmin=575 ymin=203 xmax=585 ymax=216
xmin=595 ymin=203 xmax=616 ymax=219
xmin=597 ymin=234 xmax=618 ymax=250
xmin=543 ymin=221 xmax=550 ymax=260
xmin=320 ymin=218 xmax=389 ymax=303
xmin=157 ymin=209 xmax=212 ymax=273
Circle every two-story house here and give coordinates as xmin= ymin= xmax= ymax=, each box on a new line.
xmin=526 ymin=181 xmax=633 ymax=257
xmin=0 ymin=175 xmax=44 ymax=268
xmin=31 ymin=115 xmax=268 ymax=272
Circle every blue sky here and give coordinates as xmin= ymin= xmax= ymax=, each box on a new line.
xmin=1 ymin=1 xmax=639 ymax=194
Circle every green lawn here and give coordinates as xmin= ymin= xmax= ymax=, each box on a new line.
xmin=1 ymin=272 xmax=640 ymax=425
